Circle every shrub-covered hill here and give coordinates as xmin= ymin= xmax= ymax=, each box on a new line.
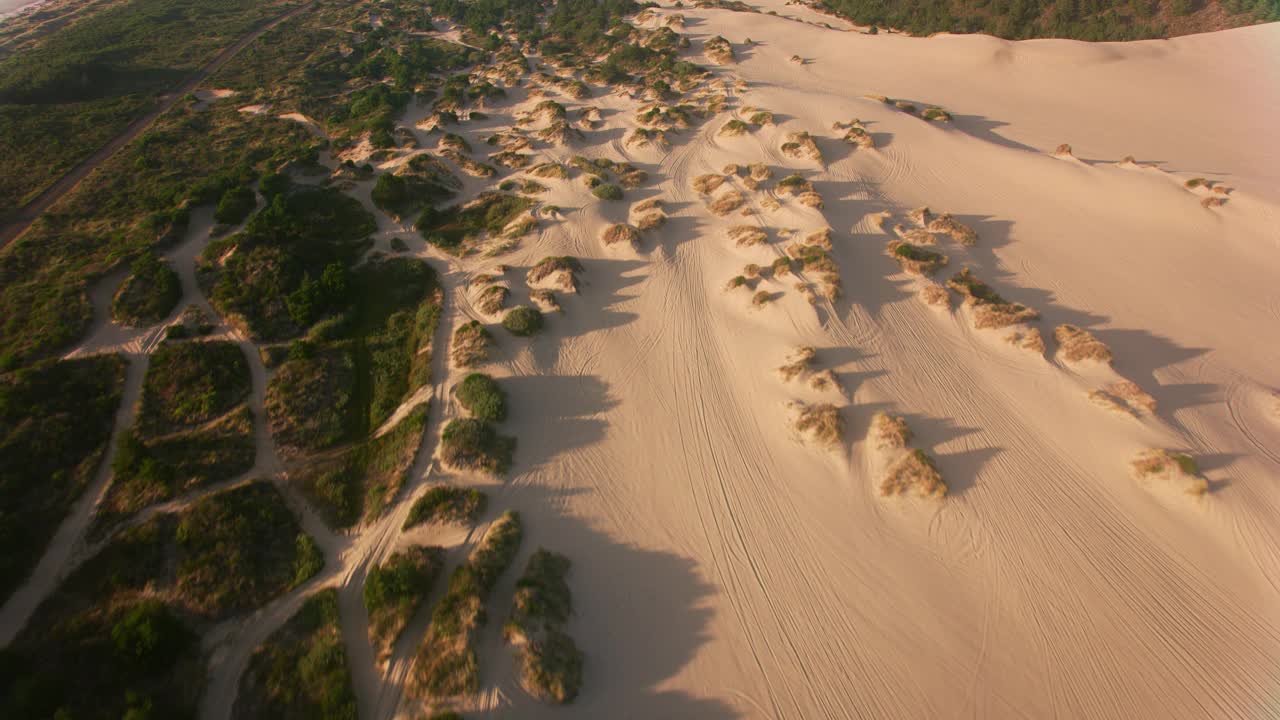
xmin=818 ymin=0 xmax=1279 ymax=40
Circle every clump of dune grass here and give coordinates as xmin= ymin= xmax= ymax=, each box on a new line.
xmin=1052 ymin=143 xmax=1074 ymax=158
xmin=1131 ymin=449 xmax=1208 ymax=496
xmin=777 ymin=346 xmax=816 ymax=382
xmin=616 ymin=164 xmax=648 ymax=189
xmin=1054 ymin=324 xmax=1113 ymax=364
xmin=747 ymin=109 xmax=774 ymax=126
xmin=724 ymin=164 xmax=741 ymax=176
xmin=440 ymin=418 xmax=516 ymax=475
xmin=772 ymin=256 xmax=794 ymax=277
xmin=477 ymin=285 xmax=510 ymax=315
xmin=625 ymin=127 xmax=671 ymax=149
xmin=1201 ymin=196 xmax=1227 ymax=208
xmin=603 ymin=223 xmax=641 ymax=247
xmin=780 ymin=132 xmax=822 ymax=164
xmin=591 ymin=183 xmax=623 ymax=201
xmin=505 ymin=549 xmax=583 ymax=704
xmin=529 ymin=161 xmax=570 ymax=178
xmin=441 ymin=133 xmax=471 ymax=153
xmin=1088 ymin=389 xmax=1135 ymax=416
xmin=907 ymin=206 xmax=931 ymax=227
xmin=920 ymin=283 xmax=950 ymax=307
xmin=692 ymin=173 xmax=727 ymax=194
xmin=527 ymin=256 xmax=582 ymax=292
xmin=804 ymin=228 xmax=833 ymax=249
xmin=947 ymin=268 xmax=1040 ymax=329
xmin=880 ymin=449 xmax=946 ymax=498
xmin=457 ymin=373 xmax=507 ymax=422
xmin=1006 ymin=327 xmax=1045 ymax=353
xmin=530 ymin=289 xmax=559 ymax=312
xmin=704 ymin=35 xmax=735 ymax=63
xmin=412 ymin=512 xmax=522 ymax=699
xmin=776 ymin=174 xmax=813 ymax=196
xmin=708 ymin=190 xmax=747 ymax=216
xmin=452 ymin=321 xmax=493 ymax=368
xmin=887 ymin=241 xmax=947 ymax=276
xmin=870 ymin=412 xmax=912 ymax=450
xmin=537 ymin=121 xmax=582 ymax=146
xmin=519 ymin=180 xmax=549 ymax=195
xmin=445 ymin=151 xmax=498 ymax=178
xmin=893 ymin=224 xmax=935 ymax=245
xmin=789 ymin=54 xmax=804 ymax=64
xmin=1095 ymin=376 xmax=1157 ymax=415
xmin=720 ymin=119 xmax=750 ymax=137
xmin=752 ymin=290 xmax=773 ymax=307
xmin=922 ymin=106 xmax=952 ymax=122
xmin=404 ymin=486 xmax=488 ymax=530
xmin=927 ymin=213 xmax=978 ymax=246
xmin=792 ymin=402 xmax=844 ymax=448
xmin=637 ymin=213 xmax=665 ymax=231
xmin=725 ymin=275 xmax=752 ymax=291
xmin=797 ymin=192 xmax=824 ymax=209
xmin=633 ymin=197 xmax=662 ymax=214
xmin=502 ymin=306 xmax=543 ymax=337
xmin=493 ymin=151 xmax=532 ymax=169
xmin=1184 ymin=177 xmax=1211 ymax=189
xmin=743 ymin=263 xmax=762 ymax=278
xmin=728 ymin=225 xmax=768 ymax=246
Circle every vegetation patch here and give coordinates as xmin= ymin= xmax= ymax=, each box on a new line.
xmin=780 ymin=131 xmax=823 ymax=164
xmin=792 ymin=402 xmax=845 ymax=448
xmin=365 ymin=546 xmax=446 ymax=661
xmin=880 ymin=449 xmax=946 ymax=498
xmin=372 ymin=155 xmax=461 ymax=219
xmin=457 ymin=373 xmax=508 ymax=422
xmin=604 ymin=223 xmax=641 ymax=247
xmin=592 ymin=183 xmax=624 ymax=201
xmin=234 ymin=589 xmax=358 ymax=720
xmin=692 ymin=173 xmax=727 ymax=195
xmin=412 ymin=512 xmax=523 ymax=700
xmin=1131 ymin=449 xmax=1208 ymax=496
xmin=703 ymin=35 xmax=735 ymax=64
xmin=0 ymin=354 xmax=125 ymax=603
xmin=1054 ymin=324 xmax=1114 ymax=364
xmin=947 ymin=268 xmax=1040 ymax=329
xmin=440 ymin=418 xmax=516 ymax=476
xmin=451 ymin=321 xmax=492 ymax=368
xmin=420 ymin=193 xmax=535 ymax=255
xmin=887 ymin=241 xmax=948 ymax=276
xmin=503 ymin=306 xmax=545 ymax=337
xmin=505 ymin=549 xmax=584 ymax=704
xmin=728 ymin=225 xmax=768 ymax=246
xmin=112 ymin=252 xmax=182 ymax=326
xmin=404 ymin=486 xmax=488 ymax=530
xmin=927 ymin=213 xmax=977 ymax=245
xmin=138 ymin=340 xmax=249 ymax=436
xmin=709 ymin=190 xmax=748 ymax=216
xmin=870 ymin=412 xmax=913 ymax=451
xmin=527 ymin=256 xmax=583 ymax=292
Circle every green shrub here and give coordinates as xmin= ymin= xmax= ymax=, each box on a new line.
xmin=440 ymin=418 xmax=515 ymax=475
xmin=456 ymin=373 xmax=507 ymax=421
xmin=138 ymin=340 xmax=250 ymax=435
xmin=111 ymin=600 xmax=194 ymax=672
xmin=112 ymin=252 xmax=181 ymax=326
xmin=502 ymin=306 xmax=543 ymax=336
xmin=364 ymin=546 xmax=445 ymax=657
xmin=403 ymin=486 xmax=488 ymax=529
xmin=591 ymin=183 xmax=623 ymax=201
xmin=214 ymin=185 xmax=257 ymax=225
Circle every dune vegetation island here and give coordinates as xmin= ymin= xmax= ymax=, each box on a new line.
xmin=1 ymin=0 xmax=1278 ymax=718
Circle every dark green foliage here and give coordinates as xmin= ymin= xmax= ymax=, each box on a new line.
xmin=591 ymin=183 xmax=624 ymax=201
xmin=0 ymin=354 xmax=124 ymax=603
xmin=138 ymin=340 xmax=250 ymax=435
xmin=502 ymin=306 xmax=544 ymax=337
xmin=506 ymin=549 xmax=582 ymax=703
xmin=403 ymin=486 xmax=488 ymax=530
xmin=456 ymin=373 xmax=507 ymax=422
xmin=234 ymin=589 xmax=358 ymax=720
xmin=112 ymin=251 xmax=182 ymax=326
xmin=364 ymin=546 xmax=445 ymax=654
xmin=440 ymin=418 xmax=516 ymax=476
xmin=214 ymin=185 xmax=257 ymax=225
xmin=203 ymin=188 xmax=374 ymax=340
xmin=817 ymin=0 xmax=1275 ymax=40
xmin=419 ymin=192 xmax=534 ymax=253
xmin=96 ymin=406 xmax=254 ymax=532
xmin=371 ymin=158 xmax=461 ymax=218
xmin=0 ymin=0 xmax=307 ymax=218
xmin=1 ymin=480 xmax=316 ymax=720
xmin=173 ymin=482 xmax=322 ymax=616
xmin=267 ymin=347 xmax=355 ymax=453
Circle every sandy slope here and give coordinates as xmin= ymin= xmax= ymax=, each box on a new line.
xmin=372 ymin=3 xmax=1280 ymax=718
xmin=5 ymin=2 xmax=1280 ymax=718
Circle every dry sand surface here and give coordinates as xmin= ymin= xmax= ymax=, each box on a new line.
xmin=7 ymin=0 xmax=1280 ymax=718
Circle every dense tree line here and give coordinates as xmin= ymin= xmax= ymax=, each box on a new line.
xmin=818 ymin=0 xmax=1280 ymax=40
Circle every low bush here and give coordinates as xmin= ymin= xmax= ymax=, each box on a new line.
xmin=880 ymin=449 xmax=946 ymax=498
xmin=451 ymin=321 xmax=492 ymax=368
xmin=457 ymin=373 xmax=507 ymax=422
xmin=365 ymin=546 xmax=446 ymax=659
xmin=505 ymin=549 xmax=583 ymax=704
xmin=403 ymin=486 xmax=488 ymax=530
xmin=112 ymin=252 xmax=182 ymax=326
xmin=887 ymin=241 xmax=947 ymax=276
xmin=603 ymin=223 xmax=641 ymax=246
xmin=440 ymin=418 xmax=516 ymax=475
xmin=235 ymin=589 xmax=358 ymax=720
xmin=503 ymin=306 xmax=544 ymax=337
xmin=591 ymin=183 xmax=623 ymax=201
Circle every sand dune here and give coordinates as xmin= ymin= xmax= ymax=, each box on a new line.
xmin=6 ymin=0 xmax=1280 ymax=718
